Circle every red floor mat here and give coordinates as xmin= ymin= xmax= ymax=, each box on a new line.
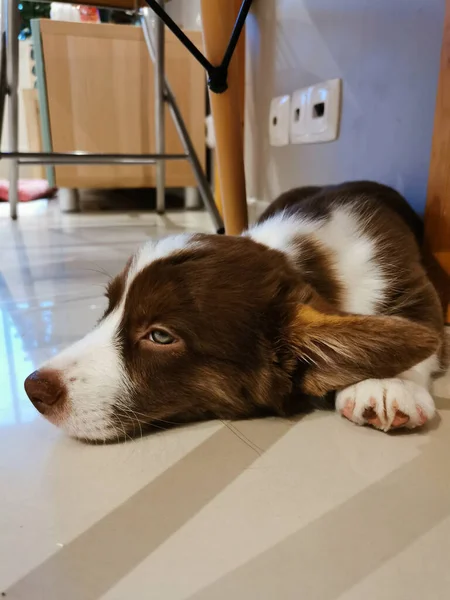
xmin=0 ymin=179 xmax=57 ymax=202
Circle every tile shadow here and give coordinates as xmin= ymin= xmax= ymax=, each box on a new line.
xmin=187 ymin=435 xmax=450 ymax=600
xmin=5 ymin=419 xmax=294 ymax=600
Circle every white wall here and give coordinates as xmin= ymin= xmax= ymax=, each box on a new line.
xmin=245 ymin=0 xmax=444 ymax=214
xmin=165 ymin=0 xmax=201 ymax=30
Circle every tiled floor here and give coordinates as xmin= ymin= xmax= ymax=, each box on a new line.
xmin=1 ymin=200 xmax=449 ymax=600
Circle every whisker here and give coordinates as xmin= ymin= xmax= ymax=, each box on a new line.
xmin=220 ymin=420 xmax=262 ymax=456
xmin=83 ymin=263 xmax=113 ymax=278
xmin=115 ymin=414 xmax=134 ymax=443
xmin=115 ymin=407 xmax=169 ymax=433
xmin=226 ymin=422 xmax=264 ymax=455
xmin=114 ymin=404 xmax=185 ymax=427
xmin=126 ymin=407 xmax=144 ymax=441
xmin=153 ymin=417 xmax=186 ymax=426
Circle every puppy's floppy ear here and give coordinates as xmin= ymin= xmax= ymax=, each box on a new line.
xmin=290 ymin=305 xmax=439 ymax=396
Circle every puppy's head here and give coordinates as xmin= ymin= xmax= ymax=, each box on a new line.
xmin=24 ymin=233 xmax=438 ymax=441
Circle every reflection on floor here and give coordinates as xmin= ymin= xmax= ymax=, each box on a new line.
xmin=0 ymin=200 xmax=449 ymax=600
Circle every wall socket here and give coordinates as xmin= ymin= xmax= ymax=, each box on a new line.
xmin=290 ymin=78 xmax=341 ymax=144
xmin=289 ymin=86 xmax=310 ymax=144
xmin=269 ymin=95 xmax=291 ymax=146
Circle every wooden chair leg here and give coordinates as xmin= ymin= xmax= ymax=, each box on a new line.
xmin=200 ymin=0 xmax=248 ymax=235
xmin=425 ymin=0 xmax=450 ymax=323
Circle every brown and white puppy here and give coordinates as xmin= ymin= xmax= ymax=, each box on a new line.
xmin=24 ymin=181 xmax=448 ymax=441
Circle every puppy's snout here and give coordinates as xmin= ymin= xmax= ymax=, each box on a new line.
xmin=24 ymin=369 xmax=67 ymax=414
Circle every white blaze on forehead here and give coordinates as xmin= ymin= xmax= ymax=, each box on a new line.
xmin=127 ymin=233 xmax=194 ymax=288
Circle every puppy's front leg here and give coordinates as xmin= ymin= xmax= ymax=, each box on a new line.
xmin=336 ymin=355 xmax=438 ymax=431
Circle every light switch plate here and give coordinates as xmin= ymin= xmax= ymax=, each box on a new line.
xmin=291 ymin=78 xmax=341 ymax=144
xmin=308 ymin=78 xmax=341 ymax=142
xmin=290 ymin=86 xmax=310 ymax=144
xmin=269 ymin=95 xmax=291 ymax=146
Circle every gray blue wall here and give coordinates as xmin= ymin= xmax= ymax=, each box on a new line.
xmin=245 ymin=0 xmax=445 ymax=214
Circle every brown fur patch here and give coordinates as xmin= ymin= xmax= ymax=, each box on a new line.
xmin=258 ymin=181 xmax=447 ymax=371
xmin=292 ymin=305 xmax=440 ymax=396
xmin=112 ymin=235 xmax=302 ymax=430
xmin=291 ymin=237 xmax=343 ymax=308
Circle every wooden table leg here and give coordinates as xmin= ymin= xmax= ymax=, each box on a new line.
xmin=200 ymin=0 xmax=248 ymax=235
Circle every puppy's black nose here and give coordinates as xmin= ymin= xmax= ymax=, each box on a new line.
xmin=24 ymin=369 xmax=67 ymax=414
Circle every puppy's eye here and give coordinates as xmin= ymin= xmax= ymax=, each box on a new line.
xmin=148 ymin=329 xmax=175 ymax=345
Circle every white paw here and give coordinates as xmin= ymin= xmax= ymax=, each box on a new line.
xmin=336 ymin=378 xmax=436 ymax=431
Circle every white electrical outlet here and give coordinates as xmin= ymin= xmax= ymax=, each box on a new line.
xmin=289 ymin=86 xmax=310 ymax=144
xmin=269 ymin=95 xmax=291 ymax=147
xmin=290 ymin=78 xmax=341 ymax=144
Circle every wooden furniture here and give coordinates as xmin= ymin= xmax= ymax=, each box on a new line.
xmin=22 ymin=88 xmax=45 ymax=179
xmin=212 ymin=0 xmax=246 ymax=225
xmin=2 ymin=0 xmax=244 ymax=233
xmin=201 ymin=0 xmax=248 ymax=235
xmin=46 ymin=0 xmax=143 ymax=9
xmin=36 ymin=20 xmax=205 ymax=190
xmin=3 ymin=0 xmax=221 ymax=227
xmin=425 ymin=0 xmax=450 ymax=323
